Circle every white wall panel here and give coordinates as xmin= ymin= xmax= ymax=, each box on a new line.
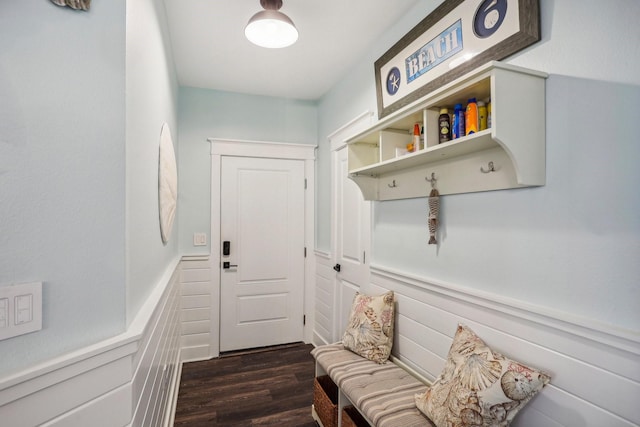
xmin=180 ymin=256 xmax=212 ymax=363
xmin=180 ymin=268 xmax=210 ymax=283
xmin=370 ymin=266 xmax=640 ymax=427
xmin=1 ymin=357 xmax=131 ymax=427
xmin=132 ymin=266 xmax=181 ymax=427
xmin=181 ymin=308 xmax=210 ymax=323
xmin=314 ymin=252 xmax=335 ymax=346
xmin=40 ymin=384 xmax=132 ymax=427
xmin=181 ymin=295 xmax=211 ymax=310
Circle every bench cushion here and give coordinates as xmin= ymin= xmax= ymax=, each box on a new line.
xmin=312 ymin=343 xmax=434 ymax=427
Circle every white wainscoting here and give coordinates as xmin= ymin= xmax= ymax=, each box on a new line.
xmin=180 ymin=255 xmax=212 ymax=362
xmin=314 ymin=251 xmax=335 ymax=347
xmin=0 ymin=258 xmax=182 ymax=427
xmin=314 ymin=250 xmax=366 ymax=347
xmin=367 ymin=265 xmax=640 ymax=427
xmin=130 ymin=260 xmax=181 ymax=427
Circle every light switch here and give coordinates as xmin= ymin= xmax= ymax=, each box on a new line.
xmin=0 ymin=298 xmax=8 ymax=329
xmin=15 ymin=294 xmax=33 ymax=324
xmin=193 ymin=233 xmax=207 ymax=246
xmin=0 ymin=282 xmax=42 ymax=341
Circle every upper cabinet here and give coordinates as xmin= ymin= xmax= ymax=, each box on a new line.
xmin=347 ymin=62 xmax=548 ymax=200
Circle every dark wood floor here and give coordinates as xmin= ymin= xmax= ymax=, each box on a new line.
xmin=174 ymin=342 xmax=318 ymax=426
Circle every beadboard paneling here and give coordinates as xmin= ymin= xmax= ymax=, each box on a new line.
xmin=313 ymin=251 xmax=334 ymax=346
xmin=368 ymin=265 xmax=640 ymax=427
xmin=131 ymin=266 xmax=181 ymax=427
xmin=180 ymin=256 xmax=212 ymax=362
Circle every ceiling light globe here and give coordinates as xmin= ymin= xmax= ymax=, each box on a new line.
xmin=245 ymin=10 xmax=298 ymax=48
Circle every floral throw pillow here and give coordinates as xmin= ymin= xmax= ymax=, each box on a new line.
xmin=342 ymin=291 xmax=395 ymax=364
xmin=415 ymin=324 xmax=550 ymax=427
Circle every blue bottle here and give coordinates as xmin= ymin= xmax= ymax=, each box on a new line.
xmin=452 ymin=103 xmax=465 ymax=139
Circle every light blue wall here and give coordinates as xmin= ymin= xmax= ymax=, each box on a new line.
xmin=316 ymin=0 xmax=440 ymax=250
xmin=0 ymin=0 xmax=179 ymax=376
xmin=177 ymin=88 xmax=318 ymax=255
xmin=1 ymin=0 xmax=637 ymax=379
xmin=316 ymin=0 xmax=640 ymax=331
xmin=126 ymin=0 xmax=180 ymax=324
xmin=0 ymin=1 xmax=126 ymax=375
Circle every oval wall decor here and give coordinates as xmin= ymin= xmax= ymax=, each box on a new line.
xmin=49 ymin=0 xmax=91 ymax=11
xmin=158 ymin=122 xmax=177 ymax=244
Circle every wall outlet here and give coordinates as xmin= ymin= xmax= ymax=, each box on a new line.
xmin=193 ymin=233 xmax=207 ymax=246
xmin=0 ymin=282 xmax=42 ymax=341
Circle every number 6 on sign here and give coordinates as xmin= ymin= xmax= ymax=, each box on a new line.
xmin=474 ymin=0 xmax=508 ymax=38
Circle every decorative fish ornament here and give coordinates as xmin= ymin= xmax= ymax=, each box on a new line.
xmin=50 ymin=0 xmax=91 ymax=11
xmin=428 ymin=187 xmax=439 ymax=244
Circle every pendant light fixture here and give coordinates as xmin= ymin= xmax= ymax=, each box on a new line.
xmin=245 ymin=0 xmax=298 ymax=49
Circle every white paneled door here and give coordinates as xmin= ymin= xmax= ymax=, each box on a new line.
xmin=333 ymin=145 xmax=371 ymax=339
xmin=220 ymin=156 xmax=305 ymax=352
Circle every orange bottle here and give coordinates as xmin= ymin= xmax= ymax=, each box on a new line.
xmin=413 ymin=123 xmax=421 ymax=151
xmin=465 ymin=98 xmax=478 ymax=135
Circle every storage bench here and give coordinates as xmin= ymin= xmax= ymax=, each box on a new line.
xmin=311 ymin=343 xmax=434 ymax=427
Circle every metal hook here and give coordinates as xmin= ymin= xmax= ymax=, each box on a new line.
xmin=480 ymin=161 xmax=496 ymax=173
xmin=425 ymin=172 xmax=437 ymax=188
xmin=388 ymin=180 xmax=397 ymax=188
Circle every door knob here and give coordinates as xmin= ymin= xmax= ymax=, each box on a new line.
xmin=333 ymin=263 xmax=341 ymax=272
xmin=223 ymin=262 xmax=238 ymax=269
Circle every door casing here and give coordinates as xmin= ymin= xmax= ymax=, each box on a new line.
xmin=209 ymin=138 xmax=316 ymax=358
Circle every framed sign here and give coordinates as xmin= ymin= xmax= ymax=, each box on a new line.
xmin=375 ymin=0 xmax=540 ymax=118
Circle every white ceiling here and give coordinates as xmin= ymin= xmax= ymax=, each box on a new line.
xmin=163 ymin=0 xmax=429 ymax=100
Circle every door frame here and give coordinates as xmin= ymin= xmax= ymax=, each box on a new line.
xmin=209 ymin=138 xmax=316 ymax=357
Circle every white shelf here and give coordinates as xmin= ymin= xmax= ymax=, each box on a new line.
xmin=347 ymin=61 xmax=547 ymax=201
xmin=350 ymin=129 xmax=495 ymax=176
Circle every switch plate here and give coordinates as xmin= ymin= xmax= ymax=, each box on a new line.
xmin=15 ymin=294 xmax=33 ymax=324
xmin=0 ymin=298 xmax=8 ymax=329
xmin=0 ymin=282 xmax=42 ymax=341
xmin=193 ymin=233 xmax=207 ymax=246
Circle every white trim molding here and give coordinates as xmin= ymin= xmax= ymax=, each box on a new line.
xmin=327 ymin=110 xmax=375 ymax=152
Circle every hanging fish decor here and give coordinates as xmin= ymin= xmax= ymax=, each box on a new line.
xmin=428 ymin=186 xmax=440 ymax=245
xmin=50 ymin=0 xmax=91 ymax=11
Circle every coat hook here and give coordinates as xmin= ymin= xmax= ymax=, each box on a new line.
xmin=388 ymin=180 xmax=397 ymax=188
xmin=425 ymin=172 xmax=437 ymax=188
xmin=480 ymin=161 xmax=496 ymax=173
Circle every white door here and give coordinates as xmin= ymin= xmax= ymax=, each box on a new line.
xmin=220 ymin=156 xmax=305 ymax=352
xmin=332 ymin=145 xmax=371 ymax=339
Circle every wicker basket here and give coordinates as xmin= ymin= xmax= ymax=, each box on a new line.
xmin=314 ymin=375 xmax=338 ymax=427
xmin=342 ymin=405 xmax=371 ymax=427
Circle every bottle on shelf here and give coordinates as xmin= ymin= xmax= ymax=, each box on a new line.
xmin=413 ymin=123 xmax=421 ymax=152
xmin=452 ymin=103 xmax=465 ymax=139
xmin=465 ymin=97 xmax=478 ymax=135
xmin=478 ymin=101 xmax=487 ymax=131
xmin=487 ymin=99 xmax=492 ymax=128
xmin=438 ymin=108 xmax=451 ymax=144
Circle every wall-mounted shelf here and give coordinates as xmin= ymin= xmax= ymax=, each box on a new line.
xmin=347 ymin=61 xmax=548 ymax=200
